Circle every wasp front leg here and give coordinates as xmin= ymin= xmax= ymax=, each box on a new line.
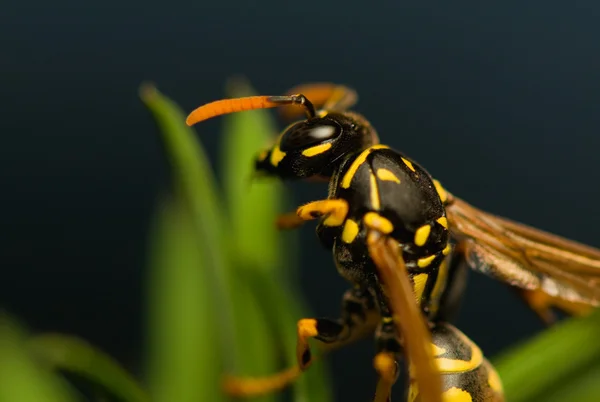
xmin=407 ymin=322 xmax=504 ymax=402
xmin=276 ymin=199 xmax=349 ymax=230
xmin=224 ymin=286 xmax=378 ymax=397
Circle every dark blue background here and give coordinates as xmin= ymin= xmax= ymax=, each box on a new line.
xmin=3 ymin=1 xmax=600 ymax=400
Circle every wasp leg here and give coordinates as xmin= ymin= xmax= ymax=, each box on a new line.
xmin=275 ymin=211 xmax=306 ymax=230
xmin=296 ymin=199 xmax=349 ymax=226
xmin=406 ymin=322 xmax=505 ymax=402
xmin=515 ymin=288 xmax=593 ymax=325
xmin=275 ymin=198 xmax=349 ymax=231
xmin=223 ymin=286 xmax=378 ymax=397
xmin=373 ymin=317 xmax=401 ymax=402
xmin=279 ymin=83 xmax=358 ymax=120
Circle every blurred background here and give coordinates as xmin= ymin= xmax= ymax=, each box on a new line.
xmin=2 ymin=1 xmax=600 ymax=401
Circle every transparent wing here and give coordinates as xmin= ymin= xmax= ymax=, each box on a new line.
xmin=446 ymin=195 xmax=600 ymax=306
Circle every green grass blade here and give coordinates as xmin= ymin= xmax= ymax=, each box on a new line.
xmin=145 ymin=194 xmax=224 ymax=402
xmin=220 ymin=78 xmax=332 ymax=402
xmin=27 ymin=333 xmax=149 ymax=402
xmin=217 ymin=78 xmax=284 ymax=402
xmin=0 ymin=314 xmax=78 ymax=402
xmin=536 ymin=362 xmax=600 ymax=402
xmin=140 ymin=83 xmax=237 ymax=367
xmin=493 ymin=308 xmax=600 ymax=402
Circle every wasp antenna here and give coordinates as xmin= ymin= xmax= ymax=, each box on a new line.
xmin=185 ymin=96 xmax=277 ymax=126
xmin=185 ymin=94 xmax=316 ymax=126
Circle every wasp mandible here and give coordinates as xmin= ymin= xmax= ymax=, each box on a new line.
xmin=185 ymin=83 xmax=598 ymax=402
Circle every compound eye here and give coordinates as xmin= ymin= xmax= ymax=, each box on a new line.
xmin=279 ymin=120 xmax=342 ymax=152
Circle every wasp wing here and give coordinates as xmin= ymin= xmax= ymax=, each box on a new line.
xmin=367 ymin=232 xmax=442 ymax=402
xmin=446 ymin=195 xmax=600 ymax=306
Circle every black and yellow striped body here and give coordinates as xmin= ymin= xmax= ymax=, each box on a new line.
xmin=312 ymin=144 xmax=504 ymax=401
xmin=316 ymin=145 xmax=451 ymax=317
xmin=407 ymin=322 xmax=503 ymax=402
xmin=243 ymin=89 xmax=505 ymax=401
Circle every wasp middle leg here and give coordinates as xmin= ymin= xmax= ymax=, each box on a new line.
xmin=224 ymin=286 xmax=379 ymax=397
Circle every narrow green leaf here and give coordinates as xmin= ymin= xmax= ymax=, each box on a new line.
xmin=493 ymin=308 xmax=600 ymax=402
xmin=27 ymin=333 xmax=149 ymax=402
xmin=140 ymin=84 xmax=238 ymax=372
xmin=220 ymin=78 xmax=332 ymax=402
xmin=0 ymin=314 xmax=77 ymax=402
xmin=220 ymin=77 xmax=284 ymax=275
xmin=536 ymin=362 xmax=600 ymax=402
xmin=145 ymin=194 xmax=224 ymax=402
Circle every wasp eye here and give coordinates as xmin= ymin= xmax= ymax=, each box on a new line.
xmin=279 ymin=120 xmax=342 ymax=152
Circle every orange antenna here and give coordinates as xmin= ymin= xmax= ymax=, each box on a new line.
xmin=185 ymin=94 xmax=316 ymax=126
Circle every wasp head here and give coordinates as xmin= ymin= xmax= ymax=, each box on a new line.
xmin=254 ymin=112 xmax=379 ymax=180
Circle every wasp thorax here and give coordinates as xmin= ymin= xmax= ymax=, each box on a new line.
xmin=254 ymin=112 xmax=377 ymax=181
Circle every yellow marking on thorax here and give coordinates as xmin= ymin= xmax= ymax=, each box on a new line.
xmin=401 ymin=157 xmax=416 ymax=172
xmin=442 ymin=387 xmax=473 ymax=402
xmin=302 ymin=142 xmax=332 ymax=157
xmin=270 ymin=145 xmax=286 ymax=166
xmin=364 ymin=212 xmax=394 ymax=234
xmin=417 ymin=254 xmax=436 ymax=268
xmin=317 ymin=110 xmax=328 ymax=118
xmin=435 ymin=331 xmax=483 ymax=373
xmin=414 ymin=224 xmax=431 ymax=247
xmin=436 ymin=216 xmax=448 ymax=229
xmin=369 ymin=174 xmax=381 ymax=209
xmin=413 ymin=273 xmax=428 ymax=305
xmin=433 ymin=179 xmax=448 ymax=203
xmin=376 ymin=168 xmax=401 ymax=183
xmin=341 ymin=219 xmax=359 ymax=243
xmin=341 ymin=145 xmax=389 ymax=188
xmin=442 ymin=243 xmax=452 ymax=256
xmin=486 ymin=362 xmax=503 ymax=393
xmin=429 ymin=259 xmax=449 ymax=316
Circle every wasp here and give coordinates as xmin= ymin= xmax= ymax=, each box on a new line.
xmin=185 ymin=83 xmax=599 ymax=402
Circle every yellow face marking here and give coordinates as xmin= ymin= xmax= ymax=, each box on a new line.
xmin=433 ymin=179 xmax=448 ymax=203
xmin=401 ymin=157 xmax=416 ymax=172
xmin=442 ymin=243 xmax=452 ymax=256
xmin=341 ymin=219 xmax=359 ymax=243
xmin=417 ymin=254 xmax=436 ymax=268
xmin=382 ymin=316 xmax=393 ymax=324
xmin=487 ymin=363 xmax=504 ymax=393
xmin=341 ymin=145 xmax=390 ymax=188
xmin=376 ymin=168 xmax=401 ymax=183
xmin=435 ymin=332 xmax=483 ymax=373
xmin=432 ymin=343 xmax=447 ymax=357
xmin=301 ymin=142 xmax=332 ymax=157
xmin=414 ymin=224 xmax=431 ymax=247
xmin=363 ymin=212 xmax=394 ymax=234
xmin=270 ymin=145 xmax=286 ymax=166
xmin=369 ymin=174 xmax=381 ymax=210
xmin=413 ymin=273 xmax=428 ymax=305
xmin=436 ymin=216 xmax=448 ymax=229
xmin=442 ymin=387 xmax=472 ymax=402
